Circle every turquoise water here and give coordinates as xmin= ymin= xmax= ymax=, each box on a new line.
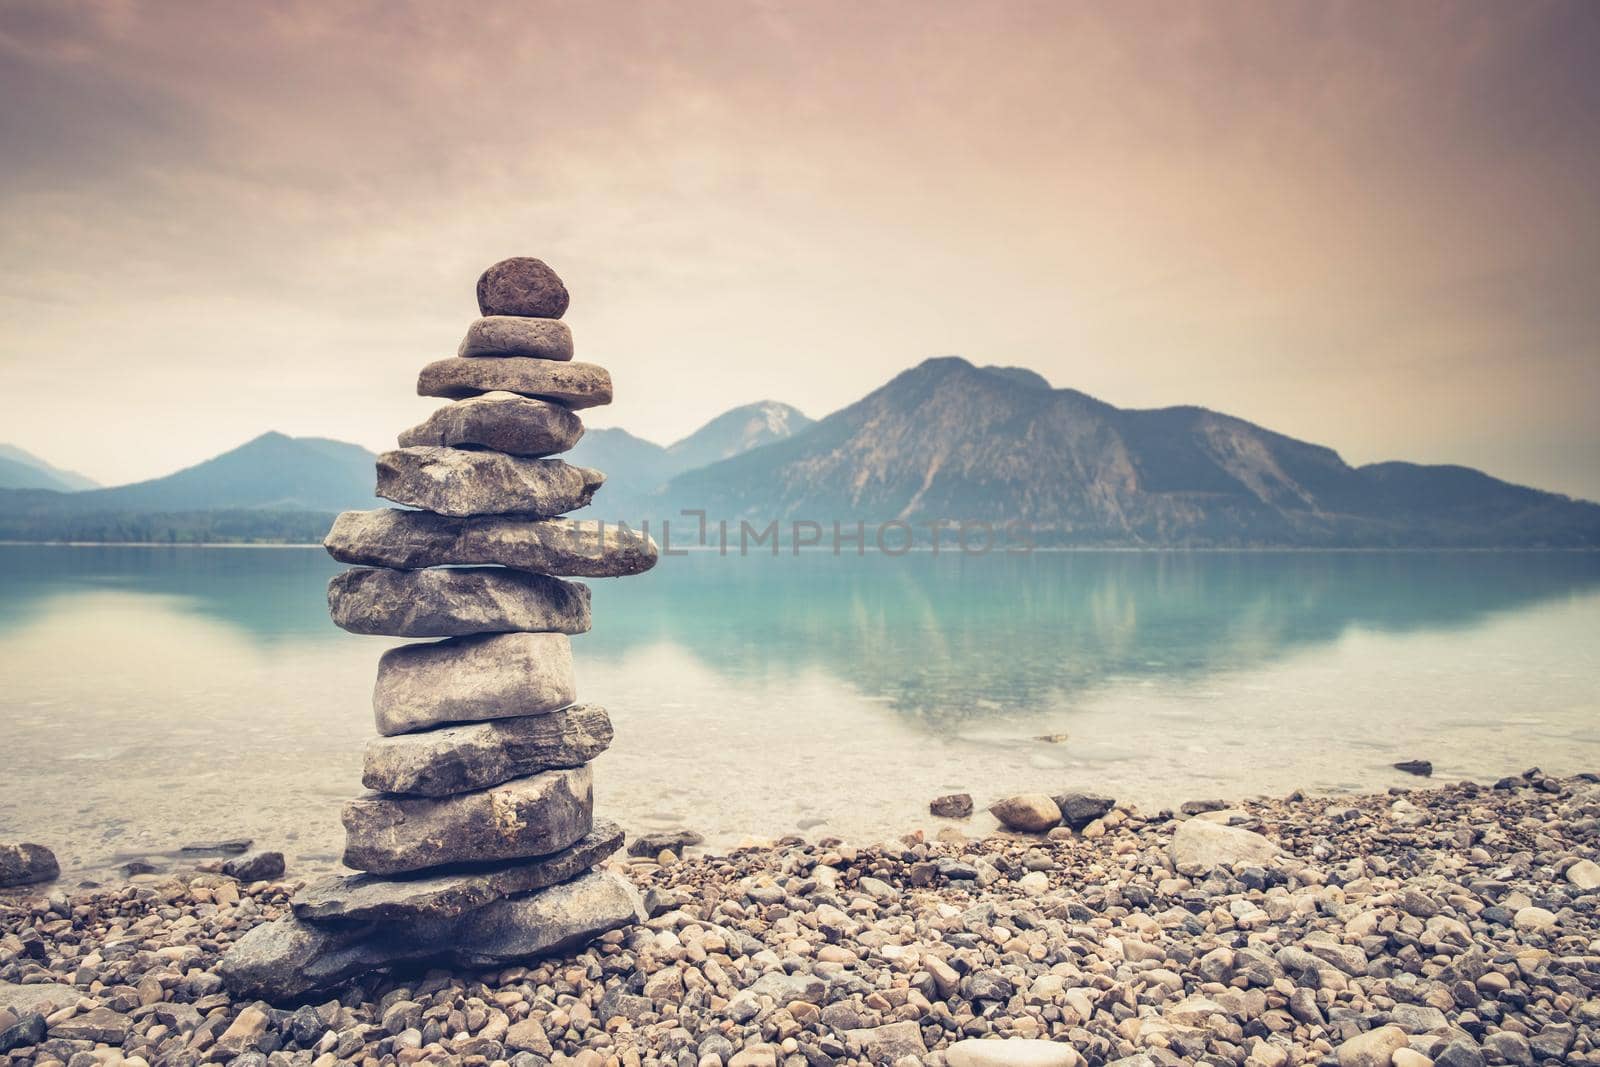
xmin=1 ymin=545 xmax=1598 ymax=879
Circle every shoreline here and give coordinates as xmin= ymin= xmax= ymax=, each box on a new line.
xmin=4 ymin=772 xmax=1598 ymax=1065
xmin=3 ymin=539 xmax=1599 ymax=555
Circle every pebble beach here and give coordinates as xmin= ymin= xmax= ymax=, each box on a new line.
xmin=4 ymin=769 xmax=1599 ymax=1067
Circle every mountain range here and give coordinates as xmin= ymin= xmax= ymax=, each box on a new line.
xmin=652 ymin=358 xmax=1600 ymax=547
xmin=2 ymin=358 xmax=1596 ymax=547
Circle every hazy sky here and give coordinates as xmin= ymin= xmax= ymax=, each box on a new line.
xmin=2 ymin=1 xmax=1597 ymax=498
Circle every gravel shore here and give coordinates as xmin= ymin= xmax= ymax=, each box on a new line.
xmin=3 ymin=769 xmax=1598 ymax=1067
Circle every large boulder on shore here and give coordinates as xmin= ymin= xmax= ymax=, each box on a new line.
xmin=343 ymin=766 xmax=592 ymax=874
xmin=1170 ymin=817 xmax=1282 ymax=876
xmin=418 ymin=358 xmax=613 ymax=409
xmin=363 ymin=704 xmax=612 ymax=797
xmin=329 ymin=566 xmax=591 ymax=638
xmin=294 ymin=820 xmax=623 ymax=923
xmin=399 ymin=392 xmax=583 ymax=456
xmin=373 ymin=632 xmax=576 ymax=736
xmin=221 ymin=868 xmax=642 ymax=1002
xmin=477 ymin=257 xmax=569 ymax=318
xmin=325 ymin=509 xmax=658 ymax=578
xmin=459 ymin=317 xmax=573 ymax=359
xmin=376 ymin=447 xmax=603 ymax=519
xmin=0 ymin=843 xmax=58 ymax=887
xmin=988 ymin=795 xmax=1061 ymax=833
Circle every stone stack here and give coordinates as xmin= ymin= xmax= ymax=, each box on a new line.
xmin=219 ymin=257 xmax=658 ymax=1002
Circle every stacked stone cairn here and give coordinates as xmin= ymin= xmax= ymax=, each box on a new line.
xmin=219 ymin=257 xmax=659 ymax=1002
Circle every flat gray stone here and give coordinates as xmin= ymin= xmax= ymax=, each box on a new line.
xmin=293 ymin=819 xmax=623 ymax=922
xmin=459 ymin=317 xmax=573 ymax=359
xmin=398 ymin=392 xmax=583 ymax=456
xmin=477 ymin=257 xmax=569 ymax=318
xmin=1170 ymin=817 xmax=1283 ymax=876
xmin=946 ymin=1038 xmax=1083 ymax=1067
xmin=376 ymin=447 xmax=603 ymax=518
xmin=363 ymin=703 xmax=612 ymax=796
xmin=329 ymin=566 xmax=591 ymax=638
xmin=373 ymin=632 xmax=574 ymax=736
xmin=0 ymin=842 xmax=58 ymax=887
xmin=220 ymin=868 xmax=642 ymax=1003
xmin=0 ymin=982 xmax=78 ymax=1017
xmin=342 ymin=766 xmax=592 ymax=874
xmin=325 ymin=509 xmax=659 ymax=578
xmin=417 ymin=358 xmax=613 ymax=409
xmin=49 ymin=1006 xmax=129 ymax=1043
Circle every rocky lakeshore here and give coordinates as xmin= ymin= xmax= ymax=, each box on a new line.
xmin=3 ymin=771 xmax=1599 ymax=1067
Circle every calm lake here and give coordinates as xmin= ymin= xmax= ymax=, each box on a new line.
xmin=2 ymin=544 xmax=1598 ymax=881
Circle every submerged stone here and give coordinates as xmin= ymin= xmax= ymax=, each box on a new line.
xmin=363 ymin=703 xmax=612 ymax=796
xmin=417 ymin=358 xmax=613 ymax=409
xmin=376 ymin=447 xmax=603 ymax=518
xmin=293 ymin=820 xmax=623 ymax=923
xmin=342 ymin=766 xmax=592 ymax=874
xmin=325 ymin=509 xmax=658 ymax=578
xmin=397 ymin=392 xmax=583 ymax=456
xmin=328 ymin=566 xmax=591 ymax=638
xmin=220 ymin=868 xmax=643 ymax=1003
xmin=459 ymin=316 xmax=573 ymax=359
xmin=373 ymin=632 xmax=574 ymax=736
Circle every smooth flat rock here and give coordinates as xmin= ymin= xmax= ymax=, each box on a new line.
xmin=0 ymin=842 xmax=58 ymax=887
xmin=376 ymin=447 xmax=603 ymax=518
xmin=293 ymin=819 xmax=623 ymax=922
xmin=989 ymin=795 xmax=1061 ymax=833
xmin=326 ymin=509 xmax=659 ymax=578
xmin=364 ymin=703 xmax=612 ymax=796
xmin=342 ymin=766 xmax=592 ymax=874
xmin=373 ymin=632 xmax=575 ymax=736
xmin=947 ymin=1038 xmax=1083 ymax=1067
xmin=1336 ymin=1025 xmax=1409 ymax=1067
xmin=329 ymin=566 xmax=591 ymax=638
xmin=459 ymin=317 xmax=573 ymax=359
xmin=180 ymin=838 xmax=251 ymax=854
xmin=398 ymin=392 xmax=583 ymax=456
xmin=1170 ymin=817 xmax=1283 ymax=876
xmin=49 ymin=1005 xmax=129 ymax=1043
xmin=221 ymin=868 xmax=642 ymax=1003
xmin=0 ymin=982 xmax=78 ymax=1017
xmin=418 ymin=358 xmax=613 ymax=409
xmin=1568 ymin=858 xmax=1600 ymax=889
xmin=477 ymin=257 xmax=569 ymax=318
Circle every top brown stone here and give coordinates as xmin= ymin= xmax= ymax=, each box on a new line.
xmin=477 ymin=257 xmax=570 ymax=318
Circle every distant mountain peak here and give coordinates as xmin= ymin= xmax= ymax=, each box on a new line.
xmin=664 ymin=400 xmax=814 ymax=469
xmin=0 ymin=443 xmax=100 ymax=492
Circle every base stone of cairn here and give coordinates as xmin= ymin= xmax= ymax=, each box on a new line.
xmin=219 ymin=257 xmax=656 ymax=1002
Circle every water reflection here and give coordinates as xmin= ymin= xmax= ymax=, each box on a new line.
xmin=5 ymin=546 xmax=1598 ymax=731
xmin=587 ymin=551 xmax=1600 ymax=727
